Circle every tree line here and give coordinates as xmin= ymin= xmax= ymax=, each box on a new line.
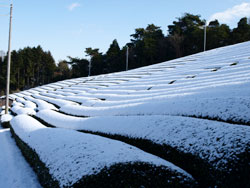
xmin=62 ymin=14 xmax=250 ymax=78
xmin=0 ymin=46 xmax=56 ymax=95
xmin=1 ymin=13 xmax=250 ymax=94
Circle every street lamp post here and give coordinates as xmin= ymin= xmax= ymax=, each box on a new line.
xmin=5 ymin=3 xmax=13 ymax=114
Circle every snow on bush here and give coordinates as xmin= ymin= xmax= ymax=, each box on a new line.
xmin=11 ymin=105 xmax=36 ymax=116
xmin=10 ymin=115 xmax=196 ymax=187
xmin=32 ymin=94 xmax=78 ymax=107
xmin=7 ymin=41 xmax=250 ymax=187
xmin=1 ymin=114 xmax=13 ymax=128
xmin=1 ymin=114 xmax=13 ymax=123
xmin=59 ymin=96 xmax=250 ymax=124
xmin=23 ymin=96 xmax=58 ymax=111
xmin=36 ymin=109 xmax=250 ymax=186
xmin=36 ymin=109 xmax=250 ymax=170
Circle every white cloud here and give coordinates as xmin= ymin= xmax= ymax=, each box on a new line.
xmin=68 ymin=3 xmax=81 ymax=11
xmin=208 ymin=2 xmax=250 ymax=26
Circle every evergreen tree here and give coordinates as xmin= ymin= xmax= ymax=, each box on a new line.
xmin=231 ymin=17 xmax=250 ymax=43
xmin=129 ymin=24 xmax=166 ymax=68
xmin=54 ymin=60 xmax=71 ymax=81
xmin=0 ymin=45 xmax=57 ymax=92
xmin=206 ymin=20 xmax=231 ymax=50
xmin=105 ymin=39 xmax=122 ymax=73
xmin=168 ymin=13 xmax=205 ymax=56
xmin=67 ymin=57 xmax=89 ymax=78
xmin=85 ymin=48 xmax=104 ymax=76
xmin=43 ymin=51 xmax=56 ymax=84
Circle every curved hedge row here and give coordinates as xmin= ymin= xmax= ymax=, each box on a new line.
xmin=10 ymin=115 xmax=197 ymax=187
xmin=80 ymin=130 xmax=250 ymax=188
xmin=10 ymin=127 xmax=59 ymax=187
xmin=35 ymin=109 xmax=250 ymax=187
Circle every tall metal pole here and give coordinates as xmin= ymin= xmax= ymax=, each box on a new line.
xmin=88 ymin=61 xmax=91 ymax=77
xmin=5 ymin=4 xmax=13 ymax=114
xmin=126 ymin=46 xmax=129 ymax=71
xmin=204 ymin=20 xmax=206 ymax=52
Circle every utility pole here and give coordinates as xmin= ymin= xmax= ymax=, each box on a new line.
xmin=204 ymin=20 xmax=207 ymax=52
xmin=5 ymin=4 xmax=13 ymax=114
xmin=126 ymin=46 xmax=129 ymax=71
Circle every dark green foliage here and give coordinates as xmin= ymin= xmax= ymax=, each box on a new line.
xmin=73 ymin=162 xmax=197 ymax=188
xmin=85 ymin=48 xmax=104 ymax=76
xmin=187 ymin=114 xmax=250 ymax=126
xmin=79 ymin=130 xmax=214 ymax=187
xmin=230 ymin=62 xmax=238 ymax=66
xmin=168 ymin=13 xmax=205 ymax=56
xmin=168 ymin=80 xmax=176 ymax=84
xmin=1 ymin=121 xmax=10 ymax=128
xmin=206 ymin=20 xmax=231 ymax=50
xmin=129 ymin=24 xmax=169 ymax=69
xmin=105 ymin=39 xmax=122 ymax=73
xmin=231 ymin=17 xmax=250 ymax=44
xmin=32 ymin=115 xmax=56 ymax=128
xmin=0 ymin=46 xmax=56 ymax=93
xmin=66 ymin=57 xmax=89 ymax=78
xmin=54 ymin=60 xmax=71 ymax=81
xmin=65 ymin=15 xmax=249 ymax=78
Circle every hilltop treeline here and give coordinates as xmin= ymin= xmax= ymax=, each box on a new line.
xmin=0 ymin=13 xmax=250 ymax=94
xmin=0 ymin=46 xmax=56 ymax=94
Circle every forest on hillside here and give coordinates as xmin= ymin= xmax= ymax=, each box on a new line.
xmin=0 ymin=13 xmax=250 ymax=95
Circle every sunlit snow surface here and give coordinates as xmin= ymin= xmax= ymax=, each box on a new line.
xmin=36 ymin=110 xmax=250 ymax=170
xmin=10 ymin=42 xmax=249 ymax=121
xmin=5 ymin=41 xmax=250 ymax=186
xmin=11 ymin=115 xmax=192 ymax=187
xmin=0 ymin=127 xmax=41 ymax=188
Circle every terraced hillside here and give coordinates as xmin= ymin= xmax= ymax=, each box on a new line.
xmin=1 ymin=41 xmax=250 ymax=187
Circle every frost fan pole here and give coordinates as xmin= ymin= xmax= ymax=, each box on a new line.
xmin=5 ymin=4 xmax=13 ymax=114
xmin=88 ymin=61 xmax=91 ymax=77
xmin=126 ymin=46 xmax=129 ymax=71
xmin=204 ymin=20 xmax=206 ymax=52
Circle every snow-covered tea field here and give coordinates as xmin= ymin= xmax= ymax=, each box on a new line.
xmin=1 ymin=41 xmax=250 ymax=187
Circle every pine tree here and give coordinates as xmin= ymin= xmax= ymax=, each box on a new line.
xmin=105 ymin=39 xmax=121 ymax=73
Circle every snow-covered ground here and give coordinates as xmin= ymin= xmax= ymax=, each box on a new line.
xmin=0 ymin=127 xmax=41 ymax=188
xmin=9 ymin=42 xmax=250 ymax=123
xmin=1 ymin=41 xmax=250 ymax=187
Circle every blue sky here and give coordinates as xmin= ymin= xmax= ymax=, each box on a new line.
xmin=0 ymin=0 xmax=250 ymax=63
